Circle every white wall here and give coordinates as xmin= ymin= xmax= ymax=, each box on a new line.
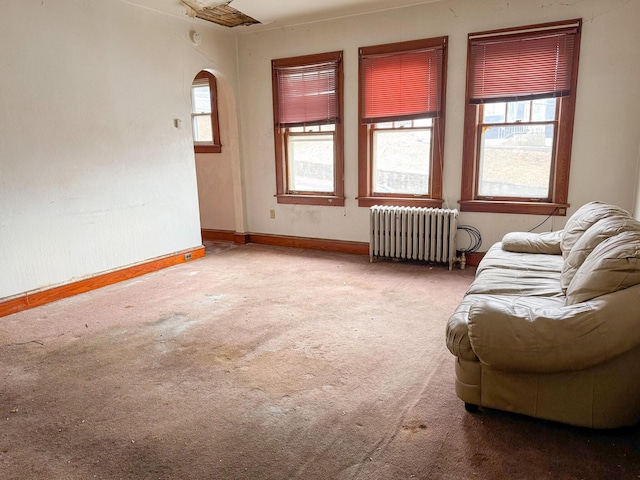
xmin=236 ymin=0 xmax=640 ymax=248
xmin=0 ymin=0 xmax=240 ymax=299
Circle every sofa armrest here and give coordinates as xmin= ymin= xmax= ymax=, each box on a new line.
xmin=446 ymin=298 xmax=478 ymax=361
xmin=467 ymin=285 xmax=640 ymax=373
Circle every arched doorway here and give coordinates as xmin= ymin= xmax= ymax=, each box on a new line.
xmin=189 ymin=69 xmax=245 ymax=246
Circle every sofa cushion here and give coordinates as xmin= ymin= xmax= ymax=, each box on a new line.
xmin=560 ymin=201 xmax=631 ymax=258
xmin=566 ymin=230 xmax=640 ymax=305
xmin=561 ymin=216 xmax=640 ymax=292
xmin=467 ymin=268 xmax=564 ymax=297
xmin=478 ymin=243 xmax=564 ymax=276
xmin=502 ymin=230 xmax=562 ymax=255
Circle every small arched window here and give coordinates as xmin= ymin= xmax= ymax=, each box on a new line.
xmin=191 ymin=71 xmax=221 ymax=153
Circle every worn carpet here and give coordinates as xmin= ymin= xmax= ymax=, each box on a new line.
xmin=1 ymin=242 xmax=639 ymax=479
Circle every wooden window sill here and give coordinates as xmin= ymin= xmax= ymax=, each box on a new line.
xmin=459 ymin=200 xmax=568 ymax=216
xmin=357 ymin=196 xmax=443 ymax=208
xmin=276 ymin=194 xmax=345 ymax=207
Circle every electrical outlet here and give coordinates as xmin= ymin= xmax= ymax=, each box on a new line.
xmin=184 ymin=253 xmax=192 ymax=261
xmin=269 ymin=209 xmax=276 ymax=219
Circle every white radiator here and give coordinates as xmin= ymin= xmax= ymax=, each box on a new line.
xmin=369 ymin=206 xmax=459 ymax=270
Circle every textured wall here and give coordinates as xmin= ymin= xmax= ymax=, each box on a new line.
xmin=0 ymin=0 xmax=239 ymax=298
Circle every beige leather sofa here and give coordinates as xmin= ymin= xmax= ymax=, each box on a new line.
xmin=446 ymin=202 xmax=640 ymax=428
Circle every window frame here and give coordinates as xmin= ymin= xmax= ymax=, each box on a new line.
xmin=459 ymin=19 xmax=582 ymax=216
xmin=271 ymin=51 xmax=345 ymax=207
xmin=191 ymin=71 xmax=222 ymax=154
xmin=357 ymin=37 xmax=448 ymax=208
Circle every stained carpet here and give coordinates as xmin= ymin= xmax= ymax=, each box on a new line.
xmin=1 ymin=242 xmax=639 ymax=479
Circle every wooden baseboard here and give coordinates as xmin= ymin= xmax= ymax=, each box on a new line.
xmin=201 ymin=229 xmax=249 ymax=244
xmin=247 ymin=233 xmax=369 ymax=256
xmin=202 ymin=229 xmax=369 ymax=255
xmin=464 ymin=252 xmax=485 ymax=267
xmin=0 ymin=246 xmax=205 ymax=318
xmin=202 ymin=229 xmax=236 ymax=242
xmin=203 ymin=229 xmax=482 ymax=266
xmin=234 ymin=233 xmax=249 ymax=244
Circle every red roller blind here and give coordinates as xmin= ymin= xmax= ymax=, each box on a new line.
xmin=468 ymin=25 xmax=579 ymax=104
xmin=273 ymin=60 xmax=340 ymax=127
xmin=361 ymin=46 xmax=444 ymax=124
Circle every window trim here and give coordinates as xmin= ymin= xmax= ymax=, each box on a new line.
xmin=459 ymin=19 xmax=582 ymax=216
xmin=357 ymin=37 xmax=447 ymax=208
xmin=272 ymin=51 xmax=345 ymax=206
xmin=192 ymin=71 xmax=221 ymax=154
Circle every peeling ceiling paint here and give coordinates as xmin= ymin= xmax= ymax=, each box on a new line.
xmin=123 ymin=0 xmax=444 ymax=30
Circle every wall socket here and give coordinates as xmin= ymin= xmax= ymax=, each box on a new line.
xmin=184 ymin=253 xmax=192 ymax=260
xmin=269 ymin=209 xmax=276 ymax=219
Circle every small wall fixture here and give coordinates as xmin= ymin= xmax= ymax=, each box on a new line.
xmin=190 ymin=30 xmax=201 ymax=46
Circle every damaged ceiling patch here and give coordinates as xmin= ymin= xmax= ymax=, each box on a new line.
xmin=182 ymin=1 xmax=260 ymax=28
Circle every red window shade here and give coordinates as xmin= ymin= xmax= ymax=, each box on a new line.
xmin=468 ymin=25 xmax=579 ymax=104
xmin=361 ymin=46 xmax=444 ymax=124
xmin=273 ymin=59 xmax=340 ymax=127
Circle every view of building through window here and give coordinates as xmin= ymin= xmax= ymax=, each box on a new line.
xmin=478 ymin=98 xmax=556 ymax=198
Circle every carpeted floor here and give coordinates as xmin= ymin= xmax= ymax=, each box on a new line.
xmin=1 ymin=242 xmax=639 ymax=479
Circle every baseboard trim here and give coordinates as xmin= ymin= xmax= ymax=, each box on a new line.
xmin=464 ymin=252 xmax=485 ymax=267
xmin=202 ymin=229 xmax=369 ymax=255
xmin=202 ymin=229 xmax=249 ymax=244
xmin=0 ymin=246 xmax=205 ymax=318
xmin=234 ymin=233 xmax=250 ymax=244
xmin=247 ymin=233 xmax=369 ymax=256
xmin=202 ymin=229 xmax=235 ymax=242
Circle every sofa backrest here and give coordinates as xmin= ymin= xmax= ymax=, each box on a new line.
xmin=561 ymin=215 xmax=640 ymax=292
xmin=566 ymin=230 xmax=640 ymax=305
xmin=560 ymin=201 xmax=631 ymax=259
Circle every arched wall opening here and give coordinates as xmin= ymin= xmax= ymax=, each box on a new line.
xmin=190 ymin=68 xmax=246 ymax=241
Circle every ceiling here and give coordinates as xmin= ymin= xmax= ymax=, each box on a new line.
xmin=127 ymin=0 xmax=444 ymax=30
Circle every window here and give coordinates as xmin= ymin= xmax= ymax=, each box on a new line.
xmin=460 ymin=19 xmax=582 ymax=215
xmin=358 ymin=37 xmax=447 ymax=208
xmin=272 ymin=51 xmax=344 ymax=206
xmin=191 ymin=71 xmax=221 ymax=154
